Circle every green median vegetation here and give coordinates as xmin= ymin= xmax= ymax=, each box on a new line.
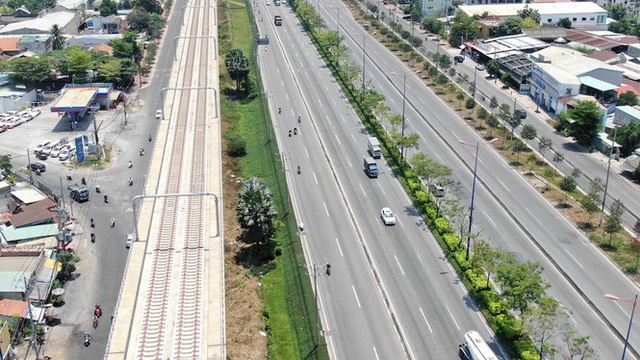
xmin=219 ymin=1 xmax=328 ymax=359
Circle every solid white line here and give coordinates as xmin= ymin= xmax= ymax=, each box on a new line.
xmin=525 ymin=208 xmax=543 ymax=226
xmin=394 ymin=255 xmax=406 ymax=276
xmin=323 ymin=202 xmax=330 ymax=217
xmin=446 ymin=305 xmax=461 ymax=331
xmin=482 ymin=210 xmax=496 ymax=226
xmin=313 ymin=172 xmax=318 ymax=184
xmin=563 ymin=248 xmax=583 ymax=268
xmin=352 ymin=286 xmax=362 ymax=308
xmin=373 ymin=346 xmax=380 ymax=360
xmin=335 ymin=238 xmax=344 ymax=257
xmin=377 ymin=182 xmax=386 ymax=194
xmin=304 ymin=148 xmax=309 ymax=158
xmin=419 ymin=307 xmax=434 ymax=334
xmin=334 ymin=134 xmax=342 ymax=145
xmin=360 ymin=183 xmax=367 ymax=197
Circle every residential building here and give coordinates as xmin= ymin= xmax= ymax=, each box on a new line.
xmin=0 ymin=10 xmax=80 ymax=35
xmin=458 ymin=2 xmax=608 ymax=29
xmin=17 ymin=35 xmax=52 ymax=54
xmin=529 ymin=46 xmax=624 ymax=114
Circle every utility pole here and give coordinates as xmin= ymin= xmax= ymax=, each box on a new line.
xmin=123 ymin=96 xmax=128 ymax=126
xmin=26 ymin=148 xmax=33 ymax=182
xmin=93 ymin=116 xmax=100 ymax=161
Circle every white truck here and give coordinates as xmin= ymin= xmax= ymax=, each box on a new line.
xmin=459 ymin=331 xmax=498 ymax=360
xmin=367 ymin=137 xmax=381 ymax=159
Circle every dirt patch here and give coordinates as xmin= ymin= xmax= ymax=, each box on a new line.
xmin=221 ymin=120 xmax=267 ymax=359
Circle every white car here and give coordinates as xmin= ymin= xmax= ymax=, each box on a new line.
xmin=475 ymin=64 xmax=485 ymax=71
xmin=155 ymin=109 xmax=163 ymax=119
xmin=34 ymin=141 xmax=51 ymax=153
xmin=29 ymin=108 xmax=41 ymax=117
xmin=126 ymin=233 xmax=135 ymax=248
xmin=49 ymin=145 xmax=62 ymax=158
xmin=58 ymin=148 xmax=75 ymax=161
xmin=5 ymin=117 xmax=24 ymax=128
xmin=41 ymin=144 xmax=54 ymax=155
xmin=380 ymin=207 xmax=396 ymax=226
xmin=21 ymin=113 xmax=34 ymax=122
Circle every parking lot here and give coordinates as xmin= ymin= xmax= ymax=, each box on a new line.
xmin=0 ymin=106 xmax=124 ymax=179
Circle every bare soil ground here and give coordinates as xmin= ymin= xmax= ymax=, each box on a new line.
xmin=221 ymin=120 xmax=267 ymax=359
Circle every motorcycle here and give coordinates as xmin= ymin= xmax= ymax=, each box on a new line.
xmin=139 ymin=148 xmax=144 ymax=156
xmin=110 ymin=218 xmax=116 ymax=228
xmin=278 ymin=107 xmax=281 ymax=114
xmin=288 ymin=130 xmax=292 ymax=137
xmin=128 ymin=161 xmax=133 ymax=168
xmin=92 ymin=315 xmax=98 ymax=329
xmin=148 ymin=134 xmax=152 ymax=142
xmin=297 ymin=165 xmax=301 ymax=174
xmin=81 ymin=177 xmax=86 ymax=185
xmin=95 ymin=304 xmax=102 ymax=318
xmin=293 ymin=127 xmax=298 ymax=135
xmin=95 ymin=185 xmax=101 ymax=193
xmin=128 ymin=178 xmax=133 ymax=186
xmin=104 ymin=195 xmax=109 ymax=203
xmin=90 ymin=218 xmax=95 ymax=228
xmin=84 ymin=332 xmax=91 ymax=347
xmin=326 ymin=263 xmax=331 ymax=276
xmin=90 ymin=233 xmax=95 ymax=243
xmin=298 ymin=115 xmax=301 ymax=123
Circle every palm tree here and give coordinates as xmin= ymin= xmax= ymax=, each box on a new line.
xmin=236 ymin=177 xmax=278 ymax=244
xmin=50 ymin=24 xmax=65 ymax=51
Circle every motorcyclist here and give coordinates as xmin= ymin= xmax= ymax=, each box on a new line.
xmin=298 ymin=115 xmax=301 ymax=123
xmin=128 ymin=177 xmax=133 ymax=186
xmin=326 ymin=263 xmax=331 ymax=276
xmin=104 ymin=194 xmax=108 ymax=203
xmin=90 ymin=233 xmax=95 ymax=243
xmin=110 ymin=218 xmax=115 ymax=228
xmin=128 ymin=161 xmax=133 ymax=168
xmin=139 ymin=148 xmax=144 ymax=156
xmin=84 ymin=332 xmax=91 ymax=347
xmin=278 ymin=107 xmax=281 ymax=114
xmin=288 ymin=130 xmax=292 ymax=137
xmin=81 ymin=177 xmax=86 ymax=185
xmin=148 ymin=134 xmax=152 ymax=142
xmin=90 ymin=218 xmax=95 ymax=227
xmin=297 ymin=165 xmax=301 ymax=174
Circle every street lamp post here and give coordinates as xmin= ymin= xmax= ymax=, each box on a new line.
xmin=459 ymin=138 xmax=496 ymax=260
xmin=605 ymin=293 xmax=639 ymax=360
xmin=472 ymin=66 xmax=477 ymax=100
xmin=391 ymin=72 xmax=408 ymax=161
xmin=361 ymin=35 xmax=367 ymax=103
xmin=600 ymin=124 xmax=619 ymax=227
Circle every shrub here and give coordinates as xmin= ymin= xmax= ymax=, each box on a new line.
xmin=442 ymin=233 xmax=459 ymax=252
xmin=434 ymin=217 xmax=454 ymax=234
xmin=465 ymin=268 xmax=486 ymax=291
xmin=226 ymin=134 xmax=246 ymax=157
xmin=513 ymin=340 xmax=539 ymax=360
xmin=495 ymin=314 xmax=521 ymax=341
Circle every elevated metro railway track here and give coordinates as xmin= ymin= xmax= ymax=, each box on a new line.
xmin=105 ymin=0 xmax=223 ymax=356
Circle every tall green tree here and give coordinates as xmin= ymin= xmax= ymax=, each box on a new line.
xmin=236 ymin=177 xmax=278 ymax=244
xmin=517 ymin=4 xmax=541 ymax=24
xmin=449 ymin=11 xmax=477 ymax=47
xmin=421 ymin=17 xmax=442 ymax=34
xmin=472 ymin=241 xmax=503 ymax=289
xmin=562 ymin=101 xmax=603 ymax=145
xmin=580 ymin=178 xmax=603 ymax=226
xmin=225 ymin=48 xmax=250 ymax=93
xmin=521 ymin=124 xmax=537 ymax=145
xmin=604 ymin=199 xmax=624 ymax=245
xmin=493 ymin=17 xmax=522 ymax=37
xmin=617 ymin=122 xmax=640 ymax=156
xmin=98 ymin=59 xmax=123 ymax=84
xmin=410 ymin=153 xmax=452 ymax=191
xmin=617 ymin=91 xmax=638 ymax=106
xmin=487 ymin=59 xmax=499 ymax=79
xmin=608 ymin=3 xmax=627 ymax=21
xmin=523 ymin=296 xmax=564 ymax=358
xmin=50 ymin=24 xmax=65 ymax=51
xmin=538 ymin=137 xmax=552 ymax=159
xmin=8 ymin=57 xmax=52 ymax=86
xmin=100 ymin=0 xmax=118 ymax=15
xmin=497 ymin=259 xmax=550 ymax=318
xmin=67 ymin=48 xmax=94 ymax=80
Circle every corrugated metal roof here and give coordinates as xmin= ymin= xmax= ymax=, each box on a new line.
xmin=579 ymin=76 xmax=619 ymax=91
xmin=11 ymin=188 xmax=47 ymax=205
xmin=0 ymin=12 xmax=75 ymax=34
xmin=460 ymin=2 xmax=606 ymax=17
xmin=0 ymin=223 xmax=58 ymax=242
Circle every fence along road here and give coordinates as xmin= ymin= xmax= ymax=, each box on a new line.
xmin=104 ymin=0 xmax=224 ymax=357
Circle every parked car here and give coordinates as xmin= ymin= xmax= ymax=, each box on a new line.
xmin=29 ymin=108 xmax=41 ymax=117
xmin=29 ymin=162 xmax=46 ymax=172
xmin=475 ymin=64 xmax=485 ymax=71
xmin=37 ymin=152 xmax=49 ymax=160
xmin=34 ymin=141 xmax=51 ymax=154
xmin=0 ymin=124 xmax=7 ymax=133
xmin=50 ymin=146 xmax=63 ymax=158
xmin=514 ymin=109 xmax=527 ymax=119
xmin=380 ymin=207 xmax=397 ymax=226
xmin=454 ymin=55 xmax=464 ymax=63
xmin=155 ymin=109 xmax=163 ymax=119
xmin=58 ymin=148 xmax=75 ymax=161
xmin=41 ymin=144 xmax=55 ymax=155
xmin=5 ymin=117 xmax=24 ymax=128
xmin=20 ymin=113 xmax=34 ymax=122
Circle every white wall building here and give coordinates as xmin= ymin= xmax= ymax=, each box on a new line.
xmin=529 ymin=46 xmax=624 ymax=114
xmin=458 ymin=2 xmax=608 ymax=29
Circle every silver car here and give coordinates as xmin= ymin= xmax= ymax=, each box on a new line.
xmin=380 ymin=207 xmax=397 ymax=226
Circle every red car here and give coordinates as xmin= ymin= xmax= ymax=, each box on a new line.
xmin=0 ymin=124 xmax=7 ymax=133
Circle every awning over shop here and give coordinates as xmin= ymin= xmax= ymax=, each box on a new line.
xmin=108 ymin=90 xmax=122 ymax=101
xmin=579 ymin=76 xmax=619 ymax=92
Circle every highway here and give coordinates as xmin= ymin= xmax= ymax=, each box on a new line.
xmin=257 ymin=2 xmax=503 ymax=359
xmin=309 ymin=1 xmax=640 ymax=358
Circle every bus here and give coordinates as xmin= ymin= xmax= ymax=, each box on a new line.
xmin=459 ymin=331 xmax=499 ymax=360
